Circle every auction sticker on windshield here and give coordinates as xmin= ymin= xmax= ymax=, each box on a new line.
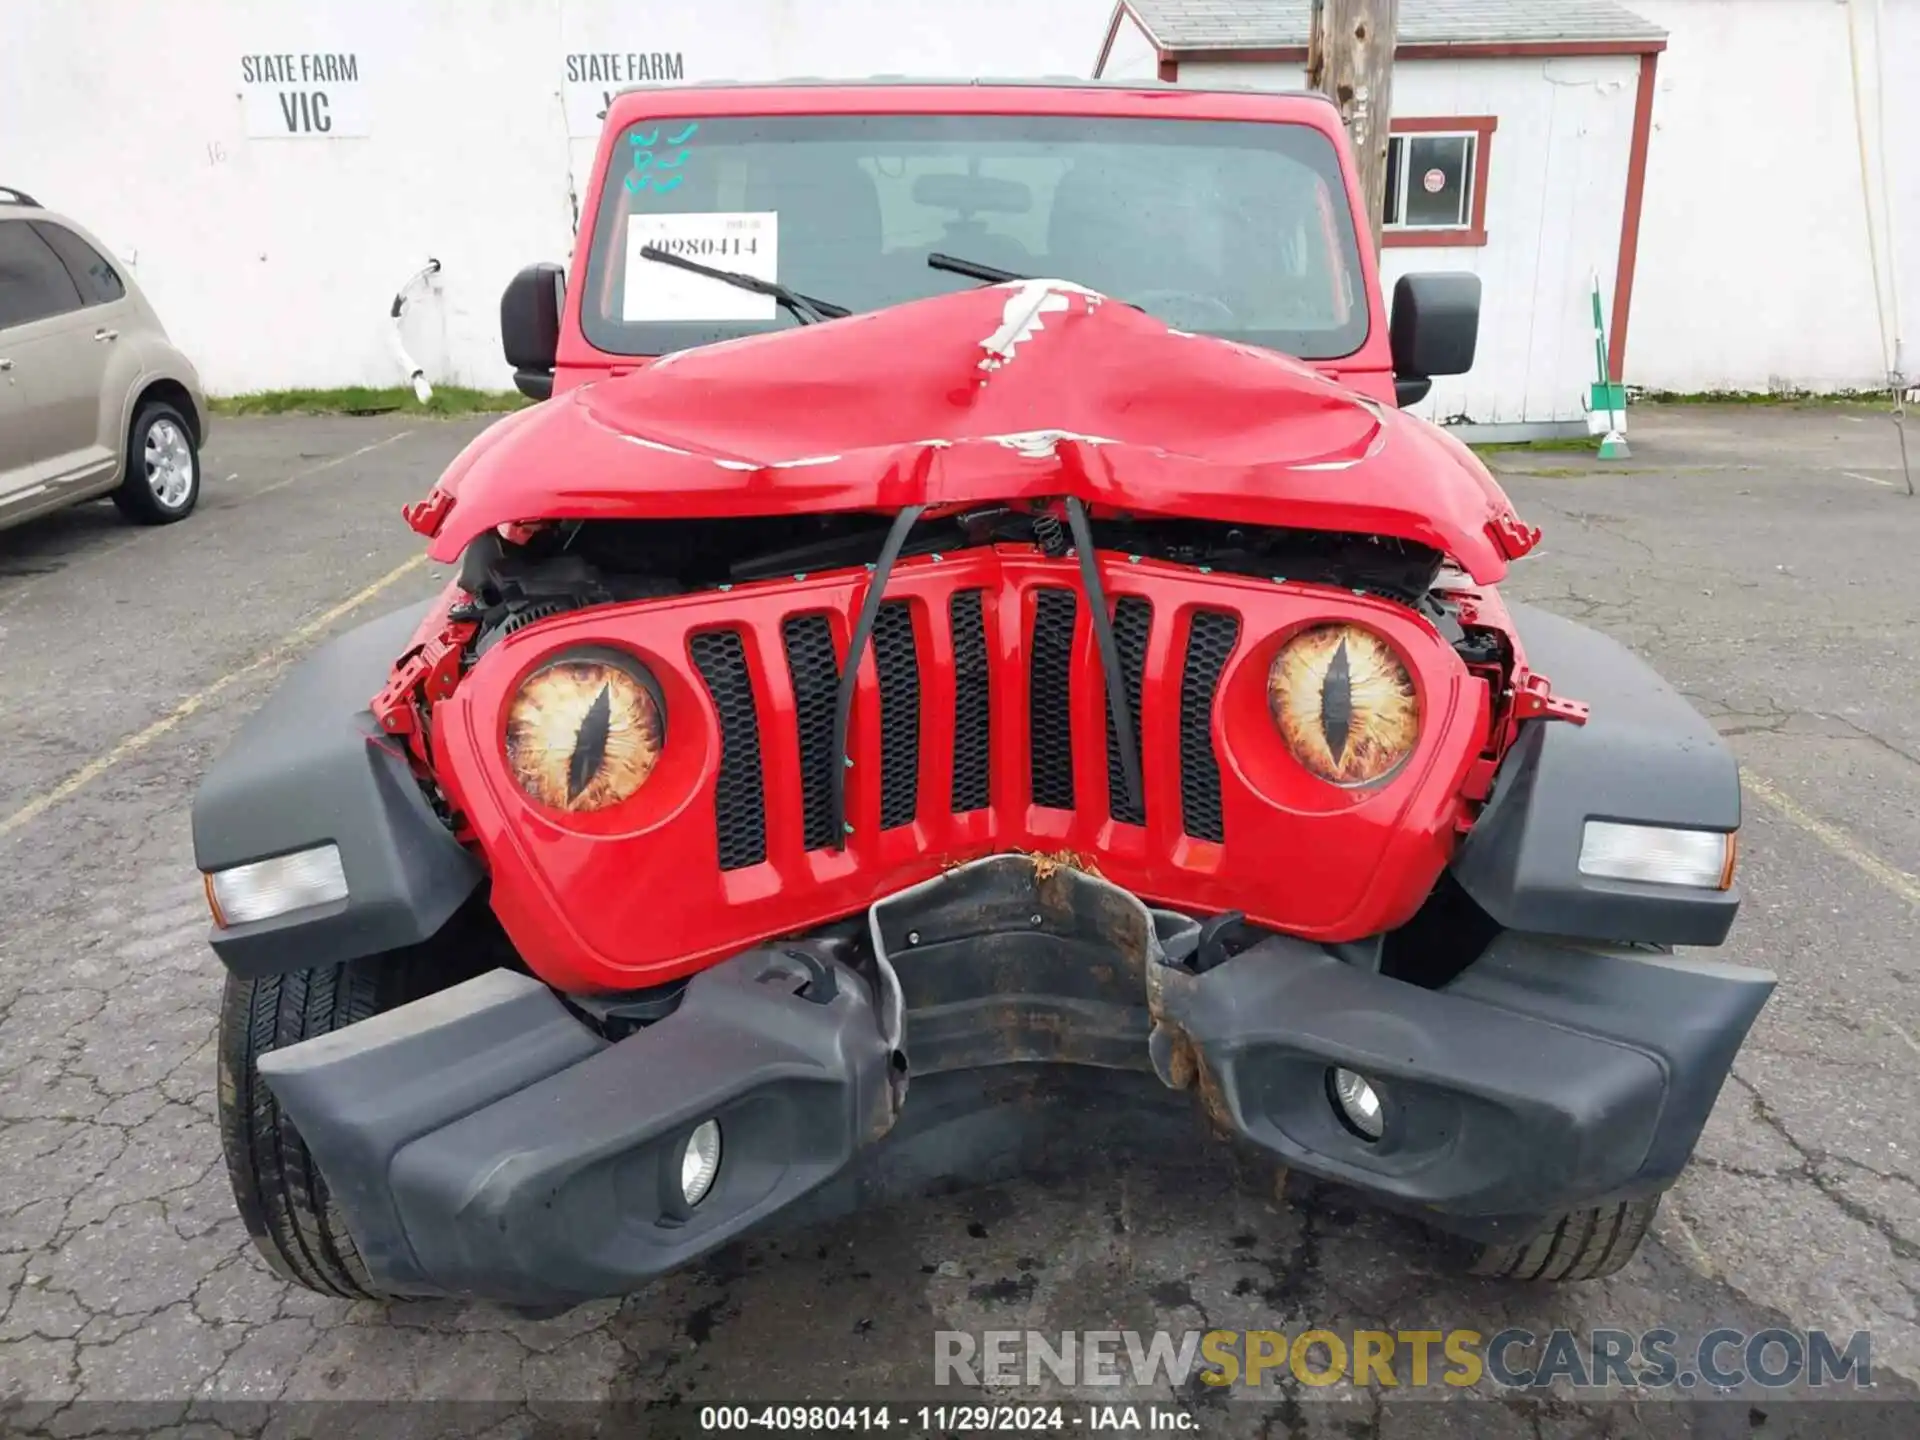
xmin=624 ymin=212 xmax=779 ymax=322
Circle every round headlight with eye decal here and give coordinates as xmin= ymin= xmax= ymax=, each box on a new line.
xmin=1268 ymin=624 xmax=1420 ymax=788
xmin=505 ymin=647 xmax=665 ymax=812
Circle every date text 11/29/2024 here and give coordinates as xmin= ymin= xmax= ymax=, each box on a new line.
xmin=698 ymin=1405 xmax=1191 ymax=1432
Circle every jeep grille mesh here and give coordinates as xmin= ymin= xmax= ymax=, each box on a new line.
xmin=1178 ymin=610 xmax=1240 ymax=844
xmin=1102 ymin=597 xmax=1153 ymax=826
xmin=872 ymin=601 xmax=920 ymax=830
xmin=781 ymin=614 xmax=841 ymax=851
xmin=949 ymin=590 xmax=992 ymax=813
xmin=1028 ymin=589 xmax=1078 ymax=810
xmin=687 ymin=574 xmax=1241 ymax=863
xmin=689 ymin=628 xmax=767 ymax=870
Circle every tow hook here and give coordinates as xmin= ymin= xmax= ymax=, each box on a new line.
xmin=369 ymin=618 xmax=476 ymax=760
xmin=1487 ymin=509 xmax=1543 ymax=561
xmin=1509 ymin=671 xmax=1590 ymax=726
xmin=1162 ymin=911 xmax=1254 ymax=975
xmin=402 ymin=486 xmax=456 ymax=539
xmin=1459 ymin=671 xmax=1590 ymax=816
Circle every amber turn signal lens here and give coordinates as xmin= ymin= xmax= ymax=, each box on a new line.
xmin=505 ymin=649 xmax=664 ymax=812
xmin=1269 ymin=624 xmax=1419 ymax=787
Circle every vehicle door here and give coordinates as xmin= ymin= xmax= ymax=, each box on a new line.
xmin=34 ymin=219 xmax=143 ymax=490
xmin=0 ymin=217 xmax=117 ymax=507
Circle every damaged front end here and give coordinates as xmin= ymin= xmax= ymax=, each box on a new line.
xmin=197 ymin=280 xmax=1770 ymax=1305
xmin=258 ymin=853 xmax=1769 ymax=1306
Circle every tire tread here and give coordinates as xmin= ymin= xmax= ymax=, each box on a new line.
xmin=1462 ymin=1197 xmax=1659 ymax=1283
xmin=219 ymin=963 xmax=392 ymax=1299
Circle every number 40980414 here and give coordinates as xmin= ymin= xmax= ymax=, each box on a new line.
xmin=656 ymin=236 xmax=759 ymax=258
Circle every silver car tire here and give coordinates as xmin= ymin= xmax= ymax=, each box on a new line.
xmin=113 ymin=402 xmax=201 ymax=525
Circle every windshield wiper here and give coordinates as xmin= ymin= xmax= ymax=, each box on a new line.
xmin=928 ymin=252 xmax=1028 ymax=285
xmin=638 ymin=245 xmax=849 ymax=323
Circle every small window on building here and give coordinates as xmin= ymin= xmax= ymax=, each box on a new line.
xmin=1382 ymin=120 xmax=1493 ymax=247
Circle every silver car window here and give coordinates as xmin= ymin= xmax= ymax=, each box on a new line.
xmin=0 ymin=218 xmax=84 ymax=329
xmin=33 ymin=222 xmax=127 ymax=306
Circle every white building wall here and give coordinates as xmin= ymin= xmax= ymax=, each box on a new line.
xmin=1629 ymin=0 xmax=1914 ymax=394
xmin=0 ymin=0 xmax=1112 ymax=394
xmin=1181 ymin=56 xmax=1639 ymax=425
xmin=1889 ymin=0 xmax=1919 ymax=385
xmin=1099 ymin=8 xmax=1162 ymax=82
xmin=1170 ymin=0 xmax=1918 ymax=404
xmin=1167 ymin=62 xmax=1312 ymax=98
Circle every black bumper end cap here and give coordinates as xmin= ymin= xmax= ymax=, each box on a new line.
xmin=1151 ymin=931 xmax=1773 ymax=1231
xmin=260 ymin=948 xmax=896 ymax=1305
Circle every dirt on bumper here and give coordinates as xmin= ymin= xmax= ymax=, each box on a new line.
xmin=257 ymin=854 xmax=1773 ymax=1306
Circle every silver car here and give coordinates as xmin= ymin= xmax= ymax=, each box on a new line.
xmin=0 ymin=187 xmax=209 ymax=532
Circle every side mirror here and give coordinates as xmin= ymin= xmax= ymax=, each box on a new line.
xmin=501 ymin=262 xmax=565 ymax=401
xmin=1389 ymin=273 xmax=1480 ymax=408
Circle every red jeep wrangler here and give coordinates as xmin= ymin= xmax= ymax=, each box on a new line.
xmin=194 ymin=80 xmax=1769 ymax=1307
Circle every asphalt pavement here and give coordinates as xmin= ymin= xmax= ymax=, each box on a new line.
xmin=0 ymin=405 xmax=1916 ymax=1435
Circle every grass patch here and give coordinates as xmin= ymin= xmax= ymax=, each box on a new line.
xmin=1500 ymin=464 xmax=1598 ymax=478
xmin=209 ymin=386 xmax=530 ymax=418
xmin=1470 ymin=435 xmax=1600 ymax=455
xmin=1630 ymin=386 xmax=1902 ymax=410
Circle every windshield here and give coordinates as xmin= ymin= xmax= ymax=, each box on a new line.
xmin=581 ymin=113 xmax=1368 ymax=361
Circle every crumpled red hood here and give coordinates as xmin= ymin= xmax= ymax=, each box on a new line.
xmin=423 ymin=280 xmax=1534 ymax=582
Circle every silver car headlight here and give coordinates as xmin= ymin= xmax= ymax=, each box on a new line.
xmin=1577 ymin=822 xmax=1736 ymax=889
xmin=204 ymin=843 xmax=349 ymax=926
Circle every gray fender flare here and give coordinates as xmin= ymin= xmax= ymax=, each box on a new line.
xmin=191 ymin=602 xmax=483 ymax=978
xmin=1450 ymin=602 xmax=1740 ymax=946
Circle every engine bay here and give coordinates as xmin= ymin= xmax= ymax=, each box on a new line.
xmin=450 ymin=509 xmax=1508 ymax=672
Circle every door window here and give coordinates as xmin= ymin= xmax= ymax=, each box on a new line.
xmin=0 ymin=220 xmax=84 ymax=329
xmin=34 ymin=222 xmax=127 ymax=305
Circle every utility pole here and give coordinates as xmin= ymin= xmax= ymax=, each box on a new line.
xmin=1308 ymin=0 xmax=1400 ymax=253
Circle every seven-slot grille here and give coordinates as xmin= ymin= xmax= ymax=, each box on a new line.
xmin=690 ymin=590 xmax=1241 ymax=869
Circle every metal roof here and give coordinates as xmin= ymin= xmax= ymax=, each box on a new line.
xmin=1124 ymin=0 xmax=1666 ymax=52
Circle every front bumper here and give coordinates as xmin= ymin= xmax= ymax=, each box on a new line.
xmin=259 ymin=856 xmax=1773 ymax=1305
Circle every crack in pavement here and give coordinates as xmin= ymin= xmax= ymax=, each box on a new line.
xmin=1726 ymin=1073 xmax=1920 ymax=1300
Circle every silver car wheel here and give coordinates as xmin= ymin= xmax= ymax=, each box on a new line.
xmin=144 ymin=418 xmax=195 ymax=509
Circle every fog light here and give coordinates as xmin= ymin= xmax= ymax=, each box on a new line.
xmin=1329 ymin=1067 xmax=1384 ymax=1141
xmin=1578 ymin=821 xmax=1736 ymax=889
xmin=205 ymin=844 xmax=348 ymax=927
xmin=679 ymin=1119 xmax=722 ymax=1207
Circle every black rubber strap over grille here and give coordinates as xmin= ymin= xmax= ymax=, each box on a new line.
xmin=1064 ymin=498 xmax=1144 ymax=821
xmin=831 ymin=505 xmax=926 ymax=849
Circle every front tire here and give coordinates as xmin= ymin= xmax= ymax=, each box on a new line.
xmin=1455 ymin=1197 xmax=1661 ymax=1282
xmin=218 ymin=962 xmax=407 ymax=1298
xmin=112 ymin=401 xmax=200 ymax=525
